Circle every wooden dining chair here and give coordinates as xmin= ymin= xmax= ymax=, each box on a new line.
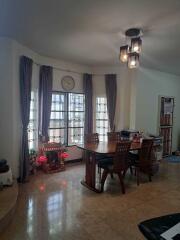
xmin=133 ymin=139 xmax=154 ymax=185
xmin=106 ymin=132 xmax=122 ymax=177
xmin=84 ymin=133 xmax=99 ymax=144
xmin=84 ymin=133 xmax=99 ymax=162
xmin=99 ymin=141 xmax=131 ymax=194
xmin=84 ymin=133 xmax=103 ymax=172
xmin=107 ymin=132 xmax=121 ymax=142
xmin=84 ymin=133 xmax=113 ymax=180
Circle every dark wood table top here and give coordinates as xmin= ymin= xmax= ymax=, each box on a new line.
xmin=77 ymin=141 xmax=141 ymax=154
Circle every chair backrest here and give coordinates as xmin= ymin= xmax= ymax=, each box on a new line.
xmin=84 ymin=133 xmax=99 ymax=144
xmin=139 ymin=139 xmax=153 ymax=168
xmin=107 ymin=132 xmax=121 ymax=142
xmin=113 ymin=141 xmax=131 ymax=172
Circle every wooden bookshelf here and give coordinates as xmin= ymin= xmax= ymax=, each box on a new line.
xmin=159 ymin=97 xmax=174 ymax=156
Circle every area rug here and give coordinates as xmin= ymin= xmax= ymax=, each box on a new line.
xmin=164 ymin=155 xmax=180 ymax=163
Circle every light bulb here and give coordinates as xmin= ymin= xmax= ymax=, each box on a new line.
xmin=133 ymin=45 xmax=139 ymax=52
xmin=130 ymin=60 xmax=136 ymax=66
xmin=123 ymin=54 xmax=128 ymax=61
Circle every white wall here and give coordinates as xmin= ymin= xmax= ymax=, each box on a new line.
xmin=53 ymin=69 xmax=83 ymax=93
xmin=0 ymin=39 xmax=91 ymax=177
xmin=1 ymin=37 xmax=180 ymax=177
xmin=134 ymin=67 xmax=180 ymax=151
xmin=92 ymin=66 xmax=180 ymax=151
xmin=0 ymin=38 xmax=14 ymax=171
xmin=91 ymin=65 xmax=133 ymax=131
xmin=11 ymin=41 xmax=41 ymax=176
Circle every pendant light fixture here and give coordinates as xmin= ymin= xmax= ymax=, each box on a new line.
xmin=119 ymin=45 xmax=129 ymax=62
xmin=119 ymin=28 xmax=142 ymax=69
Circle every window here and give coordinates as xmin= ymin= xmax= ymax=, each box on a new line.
xmin=49 ymin=92 xmax=66 ymax=144
xmin=28 ymin=91 xmax=38 ymax=150
xmin=49 ymin=92 xmax=84 ymax=145
xmin=96 ymin=97 xmax=109 ymax=142
xmin=68 ymin=93 xmax=84 ymax=145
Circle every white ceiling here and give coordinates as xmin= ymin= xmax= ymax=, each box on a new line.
xmin=1 ymin=0 xmax=180 ymax=75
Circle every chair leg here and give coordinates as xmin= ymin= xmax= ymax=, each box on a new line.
xmin=130 ymin=166 xmax=133 ymax=175
xmin=101 ymin=169 xmax=108 ymax=192
xmin=136 ymin=167 xmax=140 ymax=186
xmin=149 ymin=174 xmax=152 ymax=182
xmin=134 ymin=168 xmax=137 ymax=176
xmin=123 ymin=168 xmax=128 ymax=178
xmin=99 ymin=167 xmax=101 ymax=184
xmin=117 ymin=172 xmax=125 ymax=194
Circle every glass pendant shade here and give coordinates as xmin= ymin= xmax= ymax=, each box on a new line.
xmin=131 ymin=37 xmax=142 ymax=53
xmin=128 ymin=53 xmax=139 ymax=69
xmin=120 ymin=45 xmax=129 ymax=62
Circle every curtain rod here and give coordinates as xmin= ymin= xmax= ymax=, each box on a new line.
xmin=33 ymin=61 xmax=120 ymax=76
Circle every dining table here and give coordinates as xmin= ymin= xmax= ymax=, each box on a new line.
xmin=77 ymin=141 xmax=142 ymax=193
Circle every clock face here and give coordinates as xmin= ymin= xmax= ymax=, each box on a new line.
xmin=61 ymin=76 xmax=75 ymax=91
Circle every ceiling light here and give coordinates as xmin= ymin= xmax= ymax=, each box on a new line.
xmin=119 ymin=45 xmax=129 ymax=62
xmin=128 ymin=53 xmax=139 ymax=69
xmin=119 ymin=28 xmax=142 ymax=68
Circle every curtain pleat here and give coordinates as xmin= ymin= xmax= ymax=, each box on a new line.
xmin=19 ymin=56 xmax=33 ymax=182
xmin=105 ymin=74 xmax=117 ymax=132
xmin=39 ymin=65 xmax=53 ymax=142
xmin=83 ymin=73 xmax=93 ymax=134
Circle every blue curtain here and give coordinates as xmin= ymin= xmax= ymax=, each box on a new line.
xmin=19 ymin=56 xmax=33 ymax=182
xmin=39 ymin=65 xmax=53 ymax=142
xmin=105 ymin=74 xmax=117 ymax=131
xmin=83 ymin=73 xmax=93 ymax=134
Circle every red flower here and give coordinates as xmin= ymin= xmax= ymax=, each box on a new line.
xmin=58 ymin=152 xmax=69 ymax=159
xmin=37 ymin=155 xmax=47 ymax=164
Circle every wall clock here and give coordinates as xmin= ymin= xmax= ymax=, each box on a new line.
xmin=61 ymin=75 xmax=75 ymax=91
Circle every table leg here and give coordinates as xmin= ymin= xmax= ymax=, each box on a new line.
xmin=81 ymin=151 xmax=101 ymax=193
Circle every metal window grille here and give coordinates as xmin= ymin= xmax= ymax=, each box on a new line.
xmin=28 ymin=91 xmax=38 ymax=150
xmin=96 ymin=97 xmax=109 ymax=142
xmin=49 ymin=92 xmax=85 ymax=145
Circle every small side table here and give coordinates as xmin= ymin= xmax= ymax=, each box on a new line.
xmin=40 ymin=143 xmax=65 ymax=174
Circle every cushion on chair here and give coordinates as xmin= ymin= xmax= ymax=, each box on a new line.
xmin=96 ymin=153 xmax=109 ymax=161
xmin=98 ymin=158 xmax=113 ymax=169
xmin=128 ymin=152 xmax=139 ymax=165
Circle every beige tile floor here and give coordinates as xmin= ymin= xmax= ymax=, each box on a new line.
xmin=0 ymin=182 xmax=18 ymax=233
xmin=0 ymin=161 xmax=180 ymax=240
xmin=0 ymin=183 xmax=18 ymax=222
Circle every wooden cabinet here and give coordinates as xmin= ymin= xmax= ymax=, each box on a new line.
xmin=159 ymin=97 xmax=174 ymax=156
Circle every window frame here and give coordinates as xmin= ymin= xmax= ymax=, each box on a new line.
xmin=95 ymin=96 xmax=109 ymax=142
xmin=49 ymin=91 xmax=85 ymax=146
xmin=28 ymin=90 xmax=38 ymax=150
xmin=49 ymin=91 xmax=67 ymax=144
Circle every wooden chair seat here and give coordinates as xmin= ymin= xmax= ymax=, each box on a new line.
xmin=98 ymin=157 xmax=113 ymax=168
